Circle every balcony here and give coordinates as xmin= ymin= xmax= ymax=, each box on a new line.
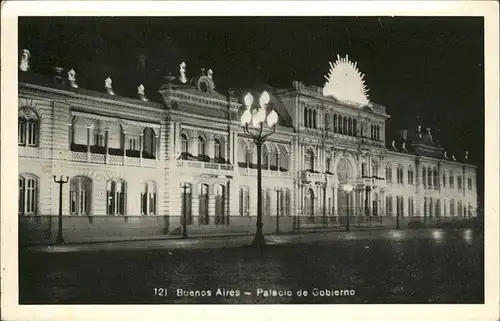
xmin=301 ymin=170 xmax=325 ymax=184
xmin=176 ymin=160 xmax=234 ymax=172
xmin=238 ymin=167 xmax=291 ymax=178
xmin=71 ymin=151 xmax=159 ymax=168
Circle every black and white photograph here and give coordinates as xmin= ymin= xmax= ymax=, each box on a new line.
xmin=1 ymin=1 xmax=499 ymax=321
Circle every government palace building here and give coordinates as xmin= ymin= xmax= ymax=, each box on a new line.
xmin=17 ymin=50 xmax=479 ymax=244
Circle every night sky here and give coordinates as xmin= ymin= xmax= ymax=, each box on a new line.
xmin=18 ymin=16 xmax=484 ymax=199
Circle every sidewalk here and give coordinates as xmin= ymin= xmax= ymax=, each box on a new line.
xmin=21 ymin=227 xmax=480 ymax=253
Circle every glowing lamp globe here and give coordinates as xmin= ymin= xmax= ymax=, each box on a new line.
xmin=266 ymin=110 xmax=278 ymax=127
xmin=241 ymin=109 xmax=252 ymax=126
xmin=244 ymin=93 xmax=254 ymax=107
xmin=259 ymin=91 xmax=270 ymax=107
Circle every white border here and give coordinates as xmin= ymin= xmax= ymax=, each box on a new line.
xmin=2 ymin=2 xmax=499 ymax=321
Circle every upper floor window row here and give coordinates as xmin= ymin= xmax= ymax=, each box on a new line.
xmin=181 ymin=133 xmax=226 ymax=164
xmin=304 ymin=108 xmax=317 ymax=129
xmin=332 ymin=114 xmax=358 ymax=137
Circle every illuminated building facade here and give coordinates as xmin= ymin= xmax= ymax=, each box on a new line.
xmin=17 ymin=52 xmax=478 ymax=244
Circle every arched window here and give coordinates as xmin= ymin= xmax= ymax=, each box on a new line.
xmin=339 ymin=115 xmax=343 ymax=133
xmin=408 ymin=167 xmax=414 ymax=185
xmin=348 ymin=118 xmax=353 ymax=136
xmin=333 ymin=114 xmax=338 ymax=132
xmin=424 ymin=197 xmax=428 ymax=216
xmin=278 ymin=145 xmax=289 ymax=172
xmin=385 ymin=165 xmax=392 ymax=183
xmin=457 ymin=176 xmax=462 ymax=190
xmin=313 ymin=110 xmax=317 ymax=129
xmin=429 ymin=198 xmax=433 ymax=217
xmin=442 ymin=172 xmax=447 ymax=188
xmin=262 ymin=189 xmax=271 ymax=215
xmin=69 ymin=176 xmax=92 ymax=215
xmin=422 ymin=167 xmax=427 ymax=188
xmin=198 ymin=136 xmax=206 ymax=156
xmin=18 ymin=108 xmax=39 ymax=147
xmin=435 ymin=199 xmax=441 ymax=217
xmin=214 ymin=138 xmax=222 ymax=162
xmin=468 ymin=177 xmax=472 ymax=190
xmin=397 ymin=165 xmax=404 ymax=184
xmin=433 ymin=168 xmax=438 ymax=187
xmin=343 ymin=117 xmax=348 ymax=134
xmin=142 ymin=127 xmax=157 ymax=159
xmin=305 ymin=149 xmax=315 ymax=171
xmin=450 ymin=199 xmax=455 ymax=216
xmin=353 ymin=119 xmax=358 ymax=137
xmin=141 ymin=181 xmax=157 ymax=215
xmin=324 ymin=113 xmax=330 ymax=131
xmin=238 ymin=140 xmax=247 ymax=167
xmin=304 ymin=108 xmax=308 ymax=127
xmin=427 ymin=167 xmax=432 ymax=187
xmin=308 ymin=109 xmax=313 ymax=128
xmin=262 ymin=147 xmax=269 ymax=169
xmin=385 ymin=195 xmax=393 ymax=216
xmin=180 ymin=133 xmax=189 ymax=155
xmin=107 ymin=179 xmax=127 ymax=215
xmin=239 ymin=187 xmax=250 ymax=216
xmin=270 ymin=145 xmax=278 ymax=171
xmin=18 ymin=174 xmax=38 ymax=215
xmin=408 ymin=197 xmax=414 ymax=217
xmin=449 ymin=172 xmax=455 ymax=188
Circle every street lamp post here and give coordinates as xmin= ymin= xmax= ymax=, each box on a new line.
xmin=274 ymin=185 xmax=282 ymax=233
xmin=240 ymin=91 xmax=278 ymax=247
xmin=53 ymin=175 xmax=69 ymax=245
xmin=180 ymin=182 xmax=192 ymax=239
xmin=343 ymin=183 xmax=353 ymax=232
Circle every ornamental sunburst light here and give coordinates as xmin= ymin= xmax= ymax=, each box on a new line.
xmin=323 ymin=54 xmax=370 ymax=106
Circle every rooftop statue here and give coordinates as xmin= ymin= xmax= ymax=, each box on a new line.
xmin=105 ymin=77 xmax=115 ymax=96
xmin=19 ymin=49 xmax=30 ymax=72
xmin=452 ymin=154 xmax=457 ymax=161
xmin=465 ymin=150 xmax=469 ymax=161
xmin=179 ymin=61 xmax=188 ymax=84
xmin=444 ymin=151 xmax=449 ymax=159
xmin=137 ymin=84 xmax=148 ymax=101
xmin=68 ymin=69 xmax=78 ymax=88
xmin=402 ymin=142 xmax=407 ymax=151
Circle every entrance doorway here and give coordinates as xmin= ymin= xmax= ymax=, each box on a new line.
xmin=198 ymin=184 xmax=209 ymax=225
xmin=181 ymin=185 xmax=193 ymax=225
xmin=215 ymin=184 xmax=225 ymax=225
xmin=304 ymin=188 xmax=314 ymax=216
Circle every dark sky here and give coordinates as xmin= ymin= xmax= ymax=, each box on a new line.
xmin=19 ymin=16 xmax=484 ymax=193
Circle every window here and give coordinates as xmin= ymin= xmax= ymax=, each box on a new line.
xmin=198 ymin=136 xmax=206 ymax=156
xmin=69 ymin=176 xmax=92 ymax=215
xmin=372 ymin=163 xmax=379 ymax=177
xmin=94 ymin=131 xmax=105 ymax=147
xmin=19 ymin=174 xmax=38 ymax=215
xmin=397 ymin=166 xmax=404 ymax=184
xmin=353 ymin=119 xmax=358 ymax=136
xmin=284 ymin=189 xmax=291 ymax=216
xmin=324 ymin=114 xmax=330 ymax=131
xmin=385 ymin=195 xmax=393 ymax=216
xmin=408 ymin=167 xmax=414 ymax=185
xmin=433 ymin=168 xmax=438 ymax=187
xmin=143 ymin=127 xmax=157 ymax=158
xmin=333 ymin=115 xmax=338 ymax=132
xmin=214 ymin=139 xmax=221 ymax=160
xmin=427 ymin=167 xmax=432 ymax=188
xmin=422 ymin=167 xmax=427 ymax=188
xmin=326 ymin=158 xmax=332 ymax=173
xmin=429 ymin=198 xmax=433 ymax=217
xmin=362 ymin=163 xmax=367 ymax=177
xmin=442 ymin=173 xmax=446 ymax=188
xmin=107 ymin=180 xmax=127 ymax=215
xmin=305 ymin=149 xmax=314 ymax=171
xmin=408 ymin=197 xmax=414 ymax=217
xmin=449 ymin=173 xmax=454 ymax=188
xmin=141 ymin=182 xmax=157 ymax=215
xmin=313 ymin=110 xmax=317 ymax=129
xmin=239 ymin=187 xmax=249 ymax=216
xmin=180 ymin=134 xmax=189 ymax=155
xmin=450 ymin=199 xmax=455 ymax=216
xmin=396 ymin=196 xmax=404 ymax=217
xmin=435 ymin=199 xmax=441 ymax=217
xmin=18 ymin=108 xmax=39 ymax=147
xmin=385 ymin=165 xmax=392 ymax=183
xmin=348 ymin=118 xmax=353 ymax=136
xmin=457 ymin=176 xmax=462 ymax=190
xmin=128 ymin=137 xmax=139 ymax=151
xmin=424 ymin=198 xmax=427 ymax=216
xmin=468 ymin=178 xmax=472 ymax=190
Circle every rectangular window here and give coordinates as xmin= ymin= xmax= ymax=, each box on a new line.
xmin=18 ymin=120 xmax=26 ymax=145
xmin=27 ymin=121 xmax=37 ymax=146
xmin=362 ymin=163 xmax=367 ymax=177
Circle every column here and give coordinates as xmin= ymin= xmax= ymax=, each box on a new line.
xmin=332 ymin=186 xmax=337 ymax=216
xmin=139 ymin=133 xmax=144 ymax=166
xmin=123 ymin=131 xmax=127 ymax=165
xmin=105 ymin=128 xmax=109 ymax=164
xmin=86 ymin=125 xmax=91 ymax=162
